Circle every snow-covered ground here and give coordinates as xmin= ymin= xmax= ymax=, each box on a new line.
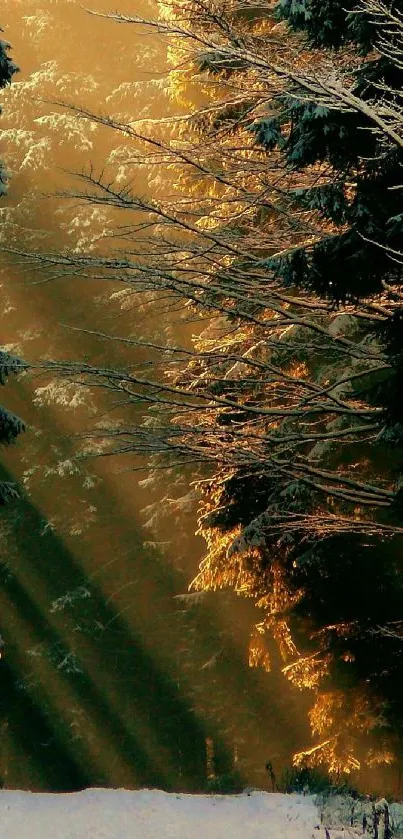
xmin=0 ymin=787 xmax=401 ymax=839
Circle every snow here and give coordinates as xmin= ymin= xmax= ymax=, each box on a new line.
xmin=0 ymin=788 xmax=324 ymax=839
xmin=0 ymin=787 xmax=401 ymax=839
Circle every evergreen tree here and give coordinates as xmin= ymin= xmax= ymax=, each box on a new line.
xmin=0 ymin=30 xmax=25 ymax=503
xmin=0 ymin=29 xmax=18 ymax=194
xmin=277 ymin=0 xmax=376 ymax=49
xmin=218 ymin=0 xmax=403 ymax=775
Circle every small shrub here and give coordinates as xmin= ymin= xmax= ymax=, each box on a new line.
xmin=280 ymin=766 xmax=333 ymax=795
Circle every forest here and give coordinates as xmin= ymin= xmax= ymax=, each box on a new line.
xmin=1 ymin=0 xmax=403 ymax=795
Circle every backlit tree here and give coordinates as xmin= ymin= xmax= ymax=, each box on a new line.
xmin=18 ymin=0 xmax=403 ymax=784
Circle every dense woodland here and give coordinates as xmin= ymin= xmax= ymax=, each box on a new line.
xmin=3 ymin=0 xmax=403 ymax=790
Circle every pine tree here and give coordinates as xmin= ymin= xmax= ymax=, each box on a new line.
xmin=260 ymin=5 xmax=402 ymax=300
xmin=277 ymin=0 xmax=376 ymax=49
xmin=0 ymin=30 xmax=25 ymax=503
xmin=0 ymin=29 xmax=18 ymax=194
xmin=232 ymin=0 xmax=403 ymax=775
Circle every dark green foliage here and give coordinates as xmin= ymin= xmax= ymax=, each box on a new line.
xmin=0 ymin=482 xmax=20 ymax=505
xmin=280 ymin=765 xmax=333 ymax=794
xmin=364 ymin=315 xmax=403 ymax=437
xmin=291 ymin=534 xmax=403 ymax=629
xmin=276 ymin=0 xmax=379 ymax=51
xmin=0 ymin=349 xmax=26 ymax=384
xmin=248 ymin=116 xmax=284 ymax=150
xmin=284 ymin=98 xmax=360 ymax=170
xmin=0 ymin=406 xmax=25 ymax=446
xmin=253 ymin=92 xmax=403 ymax=300
xmin=262 ymin=248 xmax=310 ymax=288
xmin=204 ymin=471 xmax=282 ymax=530
xmin=269 ymin=231 xmax=394 ymax=301
xmin=245 ymin=5 xmax=403 ymax=307
xmin=276 ymin=0 xmax=347 ymax=48
xmin=355 ymin=55 xmax=403 ymax=106
xmin=289 ymin=532 xmax=403 ymax=750
xmin=291 ymin=184 xmax=348 ymax=226
xmin=0 ymin=31 xmax=24 ymax=502
xmin=0 ymin=359 xmax=26 ymax=507
xmin=204 ymin=468 xmax=316 ymax=535
xmin=205 ymin=769 xmax=243 ymax=794
xmin=0 ymin=31 xmax=19 ymax=86
xmin=0 ymin=29 xmax=19 ymax=195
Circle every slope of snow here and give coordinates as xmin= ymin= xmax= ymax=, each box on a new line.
xmin=1 ymin=787 xmax=401 ymax=839
xmin=0 ymin=788 xmax=323 ymax=839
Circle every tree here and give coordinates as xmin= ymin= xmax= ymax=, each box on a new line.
xmin=0 ymin=29 xmax=25 ymax=502
xmin=15 ymin=0 xmax=403 ymax=783
xmin=0 ymin=29 xmax=18 ymax=195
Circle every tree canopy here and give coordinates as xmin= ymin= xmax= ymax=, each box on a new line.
xmin=21 ymin=0 xmax=403 ymax=787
